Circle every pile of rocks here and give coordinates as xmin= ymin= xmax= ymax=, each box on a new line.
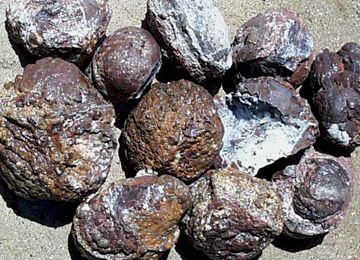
xmin=1 ymin=0 xmax=359 ymax=259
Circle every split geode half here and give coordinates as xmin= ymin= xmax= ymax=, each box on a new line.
xmin=272 ymin=148 xmax=355 ymax=239
xmin=144 ymin=0 xmax=232 ymax=85
xmin=91 ymin=27 xmax=162 ymax=103
xmin=6 ymin=0 xmax=111 ymax=66
xmin=0 ymin=58 xmax=116 ymax=201
xmin=227 ymin=8 xmax=314 ymax=89
xmin=181 ymin=168 xmax=283 ymax=260
xmin=304 ymin=42 xmax=360 ymax=151
xmin=72 ymin=175 xmax=192 ymax=260
xmin=214 ymin=77 xmax=319 ymax=176
xmin=120 ymin=79 xmax=223 ymax=182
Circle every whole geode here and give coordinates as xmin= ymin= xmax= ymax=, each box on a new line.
xmin=272 ymin=148 xmax=355 ymax=239
xmin=304 ymin=42 xmax=360 ymax=151
xmin=227 ymin=8 xmax=314 ymax=89
xmin=6 ymin=0 xmax=111 ymax=66
xmin=72 ymin=175 xmax=192 ymax=259
xmin=181 ymin=168 xmax=283 ymax=260
xmin=120 ymin=79 xmax=223 ymax=182
xmin=0 ymin=58 xmax=116 ymax=201
xmin=144 ymin=0 xmax=232 ymax=85
xmin=91 ymin=27 xmax=162 ymax=102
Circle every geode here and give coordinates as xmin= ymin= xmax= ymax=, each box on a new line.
xmin=181 ymin=168 xmax=283 ymax=260
xmin=304 ymin=42 xmax=360 ymax=151
xmin=72 ymin=175 xmax=192 ymax=259
xmin=214 ymin=77 xmax=319 ymax=176
xmin=6 ymin=0 xmax=111 ymax=66
xmin=0 ymin=58 xmax=116 ymax=201
xmin=144 ymin=0 xmax=232 ymax=85
xmin=272 ymin=148 xmax=355 ymax=239
xmin=120 ymin=79 xmax=223 ymax=182
xmin=91 ymin=27 xmax=162 ymax=102
xmin=227 ymin=8 xmax=314 ymax=89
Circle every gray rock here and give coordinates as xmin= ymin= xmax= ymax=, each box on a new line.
xmin=144 ymin=0 xmax=232 ymax=85
xmin=214 ymin=77 xmax=319 ymax=176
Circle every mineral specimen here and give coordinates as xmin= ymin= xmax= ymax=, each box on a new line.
xmin=144 ymin=0 xmax=232 ymax=85
xmin=227 ymin=8 xmax=314 ymax=89
xmin=6 ymin=0 xmax=111 ymax=66
xmin=72 ymin=175 xmax=192 ymax=259
xmin=91 ymin=27 xmax=162 ymax=102
xmin=181 ymin=168 xmax=283 ymax=260
xmin=120 ymin=79 xmax=223 ymax=182
xmin=272 ymin=148 xmax=355 ymax=238
xmin=0 ymin=58 xmax=116 ymax=201
xmin=304 ymin=42 xmax=360 ymax=151
xmin=214 ymin=77 xmax=319 ymax=176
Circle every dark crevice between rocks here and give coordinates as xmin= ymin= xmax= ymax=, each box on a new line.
xmin=313 ymin=135 xmax=353 ymax=157
xmin=272 ymin=233 xmax=326 ymax=252
xmin=175 ymin=232 xmax=210 ymax=260
xmin=68 ymin=233 xmax=87 ymax=260
xmin=256 ymin=149 xmax=306 ymax=181
xmin=0 ymin=177 xmax=79 ymax=228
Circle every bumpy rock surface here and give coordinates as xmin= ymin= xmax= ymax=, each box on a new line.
xmin=6 ymin=0 xmax=110 ymax=66
xmin=92 ymin=27 xmax=162 ymax=102
xmin=228 ymin=8 xmax=314 ymax=88
xmin=144 ymin=0 xmax=232 ymax=84
xmin=120 ymin=79 xmax=223 ymax=182
xmin=181 ymin=168 xmax=283 ymax=260
xmin=214 ymin=77 xmax=319 ymax=176
xmin=72 ymin=175 xmax=192 ymax=259
xmin=0 ymin=58 xmax=116 ymax=201
xmin=305 ymin=42 xmax=360 ymax=151
xmin=272 ymin=148 xmax=355 ymax=238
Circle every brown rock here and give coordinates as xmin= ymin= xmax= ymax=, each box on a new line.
xmin=304 ymin=42 xmax=360 ymax=151
xmin=6 ymin=0 xmax=111 ymax=66
xmin=120 ymin=79 xmax=223 ymax=182
xmin=0 ymin=58 xmax=116 ymax=201
xmin=72 ymin=175 xmax=192 ymax=259
xmin=91 ymin=27 xmax=162 ymax=102
xmin=181 ymin=168 xmax=283 ymax=260
xmin=272 ymin=147 xmax=355 ymax=238
xmin=215 ymin=77 xmax=319 ymax=175
xmin=227 ymin=8 xmax=314 ymax=90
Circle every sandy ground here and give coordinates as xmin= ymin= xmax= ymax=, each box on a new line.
xmin=0 ymin=0 xmax=359 ymax=259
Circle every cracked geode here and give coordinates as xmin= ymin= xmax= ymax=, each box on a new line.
xmin=72 ymin=175 xmax=191 ymax=260
xmin=226 ymin=8 xmax=314 ymax=89
xmin=304 ymin=42 xmax=360 ymax=151
xmin=91 ymin=27 xmax=162 ymax=103
xmin=214 ymin=77 xmax=319 ymax=176
xmin=272 ymin=148 xmax=355 ymax=239
xmin=6 ymin=0 xmax=111 ymax=66
xmin=0 ymin=58 xmax=116 ymax=201
xmin=143 ymin=0 xmax=232 ymax=85
xmin=181 ymin=168 xmax=283 ymax=260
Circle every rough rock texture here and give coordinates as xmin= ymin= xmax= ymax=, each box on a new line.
xmin=181 ymin=168 xmax=283 ymax=260
xmin=228 ymin=8 xmax=314 ymax=89
xmin=120 ymin=79 xmax=223 ymax=182
xmin=0 ymin=58 xmax=116 ymax=201
xmin=304 ymin=42 xmax=360 ymax=151
xmin=272 ymin=148 xmax=355 ymax=239
xmin=214 ymin=77 xmax=319 ymax=176
xmin=6 ymin=0 xmax=111 ymax=66
xmin=91 ymin=27 xmax=162 ymax=102
xmin=72 ymin=175 xmax=192 ymax=260
xmin=144 ymin=0 xmax=232 ymax=85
